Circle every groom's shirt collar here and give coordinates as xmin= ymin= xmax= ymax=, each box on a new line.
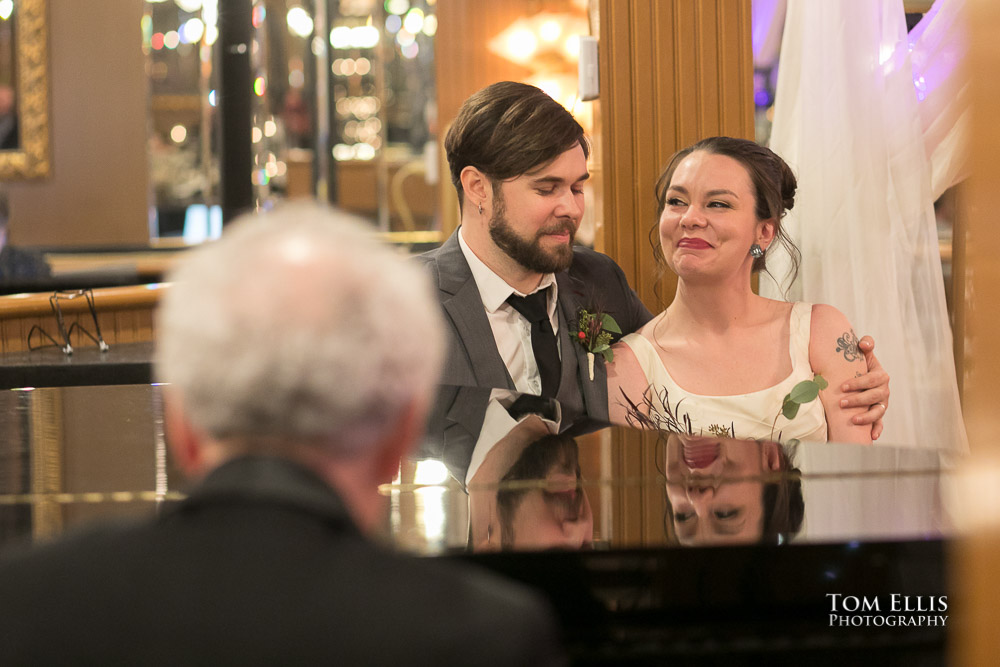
xmin=458 ymin=226 xmax=561 ymax=396
xmin=458 ymin=226 xmax=558 ymax=313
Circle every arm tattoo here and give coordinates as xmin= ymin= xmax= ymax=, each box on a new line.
xmin=836 ymin=330 xmax=861 ymax=362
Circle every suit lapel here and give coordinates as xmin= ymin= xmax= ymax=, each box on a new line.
xmin=555 ymin=270 xmax=609 ymax=420
xmin=434 ymin=232 xmax=515 ymax=390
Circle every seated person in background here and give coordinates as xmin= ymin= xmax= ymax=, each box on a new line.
xmin=608 ymin=137 xmax=873 ymax=444
xmin=0 ymin=203 xmax=50 ymax=283
xmin=0 ymin=202 xmax=566 ymax=666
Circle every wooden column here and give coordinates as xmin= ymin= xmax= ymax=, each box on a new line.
xmin=596 ymin=0 xmax=753 ymax=546
xmin=596 ymin=0 xmax=753 ymax=313
xmin=953 ymin=0 xmax=1000 ymax=664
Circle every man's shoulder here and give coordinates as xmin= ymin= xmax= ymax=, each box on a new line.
xmin=567 ymin=245 xmax=627 ymax=281
xmin=0 ymin=518 xmax=156 ymax=607
xmin=415 ymin=230 xmax=461 ymax=264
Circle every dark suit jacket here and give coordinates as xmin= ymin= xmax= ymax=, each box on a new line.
xmin=0 ymin=244 xmax=51 ymax=283
xmin=417 ymin=231 xmax=652 ymax=421
xmin=0 ymin=457 xmax=566 ymax=666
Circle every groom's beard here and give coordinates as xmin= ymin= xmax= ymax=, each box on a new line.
xmin=489 ymin=192 xmax=576 ymax=274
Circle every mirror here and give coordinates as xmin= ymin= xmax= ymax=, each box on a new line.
xmin=0 ymin=0 xmax=50 ymax=179
xmin=143 ymin=0 xmax=439 ymax=242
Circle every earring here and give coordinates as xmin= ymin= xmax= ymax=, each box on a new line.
xmin=478 ymin=202 xmax=484 ymax=215
xmin=750 ymin=243 xmax=764 ymax=258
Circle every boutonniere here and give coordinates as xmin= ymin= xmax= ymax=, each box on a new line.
xmin=770 ymin=374 xmax=828 ymax=439
xmin=576 ymin=308 xmax=622 ymax=380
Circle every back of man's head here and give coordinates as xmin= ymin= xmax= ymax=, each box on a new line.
xmin=156 ymin=201 xmax=444 ymax=459
xmin=445 ymin=81 xmax=588 ymax=210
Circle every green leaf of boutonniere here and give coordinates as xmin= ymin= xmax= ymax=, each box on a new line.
xmin=601 ymin=313 xmax=622 ymax=334
xmin=576 ymin=309 xmax=622 ymax=371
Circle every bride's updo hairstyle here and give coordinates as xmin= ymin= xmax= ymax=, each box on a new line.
xmin=651 ymin=136 xmax=801 ymax=283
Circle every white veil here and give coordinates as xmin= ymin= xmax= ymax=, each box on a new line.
xmin=761 ymin=0 xmax=969 ymax=451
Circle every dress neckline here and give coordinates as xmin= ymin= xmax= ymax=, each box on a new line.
xmin=629 ymin=302 xmax=808 ymax=399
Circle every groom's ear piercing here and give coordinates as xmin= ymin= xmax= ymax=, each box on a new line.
xmin=478 ymin=202 xmax=484 ymax=215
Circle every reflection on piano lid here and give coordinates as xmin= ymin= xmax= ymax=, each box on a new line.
xmin=397 ymin=385 xmax=962 ymax=554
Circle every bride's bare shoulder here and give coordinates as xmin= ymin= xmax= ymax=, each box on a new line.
xmin=634 ymin=310 xmax=666 ymax=338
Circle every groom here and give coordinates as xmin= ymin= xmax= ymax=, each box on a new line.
xmin=418 ymin=81 xmax=889 ymax=436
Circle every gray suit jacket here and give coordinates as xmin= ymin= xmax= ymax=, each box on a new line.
xmin=417 ymin=231 xmax=652 ymax=421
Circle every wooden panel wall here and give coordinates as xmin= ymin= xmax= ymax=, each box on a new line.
xmin=597 ymin=0 xmax=753 ymax=314
xmin=953 ymin=0 xmax=1000 ymax=664
xmin=597 ymin=0 xmax=753 ymax=546
xmin=5 ymin=0 xmax=149 ymax=247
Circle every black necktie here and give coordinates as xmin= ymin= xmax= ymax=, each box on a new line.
xmin=506 ymin=289 xmax=561 ymax=398
xmin=507 ymin=393 xmax=559 ymax=422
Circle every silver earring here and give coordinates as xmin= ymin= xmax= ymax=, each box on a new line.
xmin=478 ymin=202 xmax=484 ymax=215
xmin=750 ymin=243 xmax=764 ymax=258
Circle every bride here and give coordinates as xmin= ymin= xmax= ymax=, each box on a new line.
xmin=607 ymin=137 xmax=871 ymax=444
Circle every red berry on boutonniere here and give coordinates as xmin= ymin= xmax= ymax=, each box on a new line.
xmin=578 ymin=331 xmax=587 ymax=340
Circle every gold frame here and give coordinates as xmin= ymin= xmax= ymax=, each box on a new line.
xmin=0 ymin=0 xmax=49 ymax=179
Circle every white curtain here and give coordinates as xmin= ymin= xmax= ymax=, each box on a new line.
xmin=762 ymin=0 xmax=969 ymax=451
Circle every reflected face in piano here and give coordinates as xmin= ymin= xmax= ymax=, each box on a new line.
xmin=493 ymin=433 xmax=594 ymax=551
xmin=664 ymin=436 xmax=782 ymax=546
xmin=502 ymin=475 xmax=594 ymax=551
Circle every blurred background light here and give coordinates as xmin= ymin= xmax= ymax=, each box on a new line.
xmin=181 ymin=18 xmax=205 ymax=44
xmin=385 ymin=0 xmax=410 ymax=16
xmin=351 ymin=25 xmax=380 ymax=48
xmin=175 ymin=0 xmax=203 ymax=13
xmin=286 ymin=6 xmax=314 ymax=38
xmin=403 ymin=8 xmax=424 ymax=34
xmin=330 ymin=26 xmax=351 ymax=49
xmin=539 ymin=19 xmax=561 ymax=43
xmin=422 ymin=14 xmax=437 ymax=36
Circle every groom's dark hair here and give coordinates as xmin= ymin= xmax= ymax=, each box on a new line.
xmin=445 ymin=81 xmax=589 ymax=212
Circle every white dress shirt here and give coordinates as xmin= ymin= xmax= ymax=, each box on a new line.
xmin=465 ymin=389 xmax=562 ymax=486
xmin=458 ymin=228 xmax=561 ymax=396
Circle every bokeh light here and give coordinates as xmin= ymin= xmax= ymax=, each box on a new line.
xmin=181 ymin=18 xmax=205 ymax=44
xmin=286 ymin=7 xmax=314 ymax=38
xmin=385 ymin=0 xmax=409 ymax=15
xmin=175 ymin=0 xmax=203 ymax=13
xmin=422 ymin=15 xmax=438 ymax=36
xmin=403 ymin=8 xmax=424 ymax=34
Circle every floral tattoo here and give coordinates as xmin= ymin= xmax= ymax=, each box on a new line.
xmin=836 ymin=330 xmax=861 ymax=362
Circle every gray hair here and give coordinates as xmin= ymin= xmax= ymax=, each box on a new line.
xmin=155 ymin=201 xmax=445 ymax=457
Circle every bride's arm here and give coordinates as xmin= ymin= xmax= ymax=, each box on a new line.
xmin=809 ymin=304 xmax=874 ymax=444
xmin=605 ymin=339 xmax=652 ymax=426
